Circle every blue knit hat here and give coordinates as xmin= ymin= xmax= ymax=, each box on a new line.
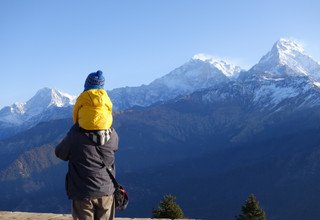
xmin=84 ymin=70 xmax=105 ymax=91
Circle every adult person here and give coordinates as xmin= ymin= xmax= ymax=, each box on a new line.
xmin=55 ymin=71 xmax=118 ymax=220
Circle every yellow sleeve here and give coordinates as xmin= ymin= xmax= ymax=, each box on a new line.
xmin=73 ymin=95 xmax=83 ymax=124
xmin=105 ymin=92 xmax=113 ymax=112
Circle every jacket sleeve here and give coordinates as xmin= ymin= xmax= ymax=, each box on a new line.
xmin=105 ymin=92 xmax=113 ymax=112
xmin=73 ymin=93 xmax=85 ymax=125
xmin=72 ymin=100 xmax=81 ymax=124
xmin=55 ymin=131 xmax=72 ymax=161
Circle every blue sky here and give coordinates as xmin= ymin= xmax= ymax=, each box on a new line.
xmin=1 ymin=0 xmax=320 ymax=108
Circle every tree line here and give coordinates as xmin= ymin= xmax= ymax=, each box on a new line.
xmin=152 ymin=193 xmax=266 ymax=220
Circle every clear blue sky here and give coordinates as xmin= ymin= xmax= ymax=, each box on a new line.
xmin=1 ymin=0 xmax=320 ymax=108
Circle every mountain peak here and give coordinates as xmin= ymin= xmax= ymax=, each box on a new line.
xmin=30 ymin=87 xmax=76 ymax=107
xmin=25 ymin=87 xmax=76 ymax=116
xmin=151 ymin=54 xmax=241 ymax=91
xmin=250 ymin=38 xmax=320 ymax=79
xmin=275 ymin=38 xmax=305 ymax=55
xmin=0 ymin=87 xmax=76 ymax=127
xmin=192 ymin=53 xmax=241 ymax=78
xmin=259 ymin=38 xmax=306 ymax=67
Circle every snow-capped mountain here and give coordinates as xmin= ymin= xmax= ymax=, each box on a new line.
xmin=192 ymin=53 xmax=242 ymax=78
xmin=150 ymin=56 xmax=241 ymax=90
xmin=0 ymin=102 xmax=26 ymax=126
xmin=109 ymin=55 xmax=242 ymax=110
xmin=2 ymin=38 xmax=320 ymax=139
xmin=109 ymin=38 xmax=320 ymax=113
xmin=24 ymin=87 xmax=76 ymax=119
xmin=0 ymin=87 xmax=76 ymax=126
xmin=0 ymin=88 xmax=76 ymax=139
xmin=216 ymin=38 xmax=320 ymax=112
xmin=249 ymin=38 xmax=320 ymax=80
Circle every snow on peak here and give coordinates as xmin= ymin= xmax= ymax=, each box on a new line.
xmin=24 ymin=87 xmax=76 ymax=117
xmin=276 ymin=38 xmax=305 ymax=54
xmin=258 ymin=38 xmax=307 ymax=67
xmin=192 ymin=53 xmax=241 ymax=77
xmin=12 ymin=102 xmax=26 ymax=115
xmin=253 ymin=38 xmax=320 ymax=79
xmin=28 ymin=87 xmax=75 ymax=107
xmin=151 ymin=54 xmax=241 ymax=93
xmin=0 ymin=88 xmax=76 ymax=127
xmin=0 ymin=102 xmax=26 ymax=125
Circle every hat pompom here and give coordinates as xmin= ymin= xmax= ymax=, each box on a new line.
xmin=96 ymin=70 xmax=103 ymax=77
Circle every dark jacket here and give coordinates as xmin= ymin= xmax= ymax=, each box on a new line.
xmin=55 ymin=124 xmax=118 ymax=200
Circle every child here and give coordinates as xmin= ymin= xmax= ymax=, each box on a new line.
xmin=73 ymin=70 xmax=113 ymax=144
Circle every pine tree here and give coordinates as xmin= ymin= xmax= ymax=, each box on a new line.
xmin=152 ymin=194 xmax=184 ymax=219
xmin=236 ymin=194 xmax=266 ymax=220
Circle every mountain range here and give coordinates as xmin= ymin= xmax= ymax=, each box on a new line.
xmin=0 ymin=88 xmax=75 ymax=139
xmin=1 ymin=38 xmax=320 ymax=219
xmin=2 ymin=38 xmax=319 ymax=136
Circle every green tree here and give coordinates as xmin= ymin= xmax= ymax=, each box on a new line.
xmin=152 ymin=194 xmax=184 ymax=219
xmin=236 ymin=194 xmax=266 ymax=220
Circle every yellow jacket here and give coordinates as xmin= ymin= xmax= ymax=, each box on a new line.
xmin=73 ymin=89 xmax=113 ymax=130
